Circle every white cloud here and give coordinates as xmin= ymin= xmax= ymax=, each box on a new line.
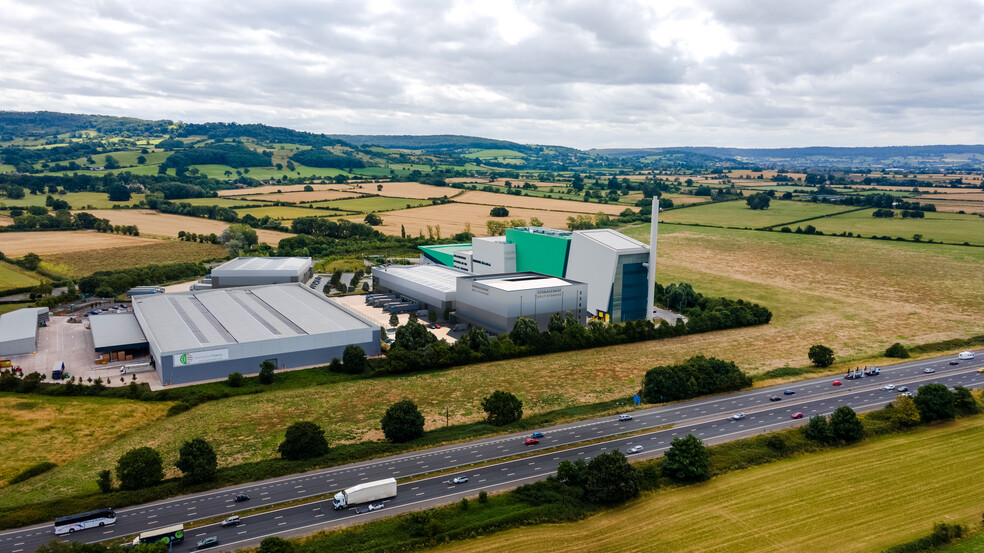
xmin=0 ymin=0 xmax=982 ymax=148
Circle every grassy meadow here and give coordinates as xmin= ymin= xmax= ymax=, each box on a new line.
xmin=659 ymin=199 xmax=855 ymax=228
xmin=804 ymin=208 xmax=984 ymax=245
xmin=41 ymin=240 xmax=227 ymax=278
xmin=0 ymin=191 xmax=145 ymax=209
xmin=431 ymin=415 xmax=984 ymax=553
xmin=0 ymin=261 xmax=42 ymax=291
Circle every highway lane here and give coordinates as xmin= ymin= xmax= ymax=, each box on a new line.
xmin=2 ymin=350 xmax=980 ymax=552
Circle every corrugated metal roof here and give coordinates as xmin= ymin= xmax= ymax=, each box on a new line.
xmin=572 ymin=229 xmax=649 ymax=253
xmin=90 ymin=313 xmax=147 ymax=349
xmin=0 ymin=308 xmax=41 ymax=344
xmin=374 ymin=264 xmax=469 ymax=293
xmin=212 ymin=257 xmax=312 ymax=274
xmin=132 ymin=283 xmax=374 ymax=353
xmin=476 ymin=275 xmax=575 ymax=292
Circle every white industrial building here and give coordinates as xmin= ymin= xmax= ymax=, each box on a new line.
xmin=566 ymin=229 xmax=651 ymax=323
xmin=131 ymin=283 xmax=380 ymax=385
xmin=0 ymin=307 xmax=49 ymax=356
xmin=455 ymin=273 xmax=587 ymax=335
xmin=371 ymin=264 xmax=471 ymax=313
xmin=208 ymin=257 xmax=314 ymax=289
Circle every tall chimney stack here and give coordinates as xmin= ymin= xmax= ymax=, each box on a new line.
xmin=646 ymin=196 xmax=659 ymax=322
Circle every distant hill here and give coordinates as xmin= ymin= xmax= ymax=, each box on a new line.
xmin=591 ymin=145 xmax=984 ymax=170
xmin=326 ymin=134 xmax=534 ymax=153
xmin=0 ymin=110 xmax=171 ymax=138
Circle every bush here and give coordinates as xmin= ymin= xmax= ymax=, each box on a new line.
xmin=96 ymin=469 xmax=112 ymax=493
xmin=380 ymin=399 xmax=426 ymax=443
xmin=583 ymin=450 xmax=639 ymax=504
xmin=885 ymin=342 xmax=910 ymax=358
xmin=116 ymin=447 xmax=164 ymax=490
xmin=10 ymin=461 xmax=57 ymax=484
xmin=914 ymin=383 xmax=956 ymax=422
xmin=661 ymin=434 xmax=710 ymax=483
xmin=328 ymin=358 xmax=343 ymax=373
xmin=490 ymin=206 xmax=509 ymax=217
xmin=482 ymin=390 xmax=523 ymax=426
xmin=641 ymin=356 xmax=751 ymax=403
xmin=278 ymin=421 xmax=330 ymax=460
xmin=166 ymin=402 xmax=193 ymax=417
xmin=829 ymin=406 xmax=863 ymax=443
xmin=175 ymin=438 xmax=218 ymax=485
xmin=890 ymin=396 xmax=921 ymax=428
xmin=883 ymin=522 xmax=965 ymax=553
xmin=258 ymin=361 xmax=275 ymax=385
xmin=227 ymin=372 xmax=245 ymax=387
xmin=258 ymin=536 xmax=296 ymax=553
xmin=803 ymin=415 xmax=833 ymax=444
xmin=478 ymin=490 xmax=488 ymax=504
xmin=808 ymin=344 xmax=835 ymax=367
xmin=341 ymin=344 xmax=367 ymax=374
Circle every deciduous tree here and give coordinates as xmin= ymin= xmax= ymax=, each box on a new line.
xmin=278 ymin=421 xmax=330 ymax=460
xmin=661 ymin=434 xmax=710 ymax=483
xmin=482 ymin=390 xmax=523 ymax=426
xmin=116 ymin=447 xmax=164 ymax=490
xmin=380 ymin=399 xmax=425 ymax=443
xmin=175 ymin=438 xmax=218 ymax=484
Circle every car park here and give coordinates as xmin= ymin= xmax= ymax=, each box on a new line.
xmin=531 ymin=432 xmax=544 ymax=438
xmin=235 ymin=493 xmax=250 ymax=502
xmin=197 ymin=537 xmax=219 ymax=549
xmin=451 ymin=476 xmax=469 ymax=484
xmin=618 ymin=414 xmax=633 ymax=421
xmin=784 ymin=390 xmax=795 ymax=395
xmin=628 ymin=445 xmax=643 ymax=454
xmin=367 ymin=502 xmax=385 ymax=511
xmin=924 ymin=368 xmax=935 ymax=374
xmin=791 ymin=412 xmax=803 ymax=419
xmin=220 ymin=516 xmax=240 ymax=527
xmin=524 ymin=438 xmax=540 ymax=445
xmin=732 ymin=412 xmax=746 ymax=420
xmin=769 ymin=395 xmax=781 ymax=401
xmin=832 ymin=381 xmax=842 ymax=386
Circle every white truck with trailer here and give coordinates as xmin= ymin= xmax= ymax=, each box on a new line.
xmin=333 ymin=478 xmax=397 ymax=510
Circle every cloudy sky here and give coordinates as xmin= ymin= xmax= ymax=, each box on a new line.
xmin=2 ymin=0 xmax=983 ymax=148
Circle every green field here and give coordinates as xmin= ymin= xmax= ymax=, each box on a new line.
xmin=432 ymin=415 xmax=984 ymax=553
xmin=188 ymin=164 xmax=352 ymax=181
xmin=41 ymin=240 xmax=228 ymax=278
xmin=173 ymin=197 xmax=267 ymax=208
xmin=0 ymin=261 xmax=42 ymax=292
xmin=806 ymin=208 xmax=984 ymax=245
xmin=464 ymin=149 xmax=527 ymax=159
xmin=38 ymin=164 xmax=164 ymax=177
xmin=314 ymin=196 xmax=431 ymax=212
xmin=660 ymin=199 xmax=856 ymax=228
xmin=0 ymin=302 xmax=32 ymax=314
xmin=34 ymin=150 xmax=171 ymax=171
xmin=0 ymin=164 xmax=15 ymax=173
xmin=234 ymin=205 xmax=344 ymax=220
xmin=0 ymin=191 xmax=145 ymax=210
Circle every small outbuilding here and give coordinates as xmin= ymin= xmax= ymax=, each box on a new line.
xmin=0 ymin=307 xmax=48 ymax=356
xmin=209 ymin=257 xmax=314 ymax=288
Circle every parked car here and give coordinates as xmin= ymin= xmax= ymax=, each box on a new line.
xmin=531 ymin=432 xmax=544 ymax=438
xmin=784 ymin=390 xmax=795 ymax=395
xmin=367 ymin=502 xmax=385 ymax=511
xmin=618 ymin=414 xmax=633 ymax=421
xmin=197 ymin=537 xmax=219 ymax=549
xmin=235 ymin=493 xmax=250 ymax=502
xmin=524 ymin=438 xmax=540 ymax=445
xmin=832 ymin=381 xmax=842 ymax=386
xmin=628 ymin=445 xmax=644 ymax=454
xmin=924 ymin=368 xmax=935 ymax=374
xmin=791 ymin=412 xmax=804 ymax=419
xmin=769 ymin=395 xmax=782 ymax=401
xmin=732 ymin=412 xmax=746 ymax=420
xmin=451 ymin=476 xmax=468 ymax=484
xmin=220 ymin=516 xmax=240 ymax=527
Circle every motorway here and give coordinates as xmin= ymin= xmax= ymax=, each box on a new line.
xmin=1 ymin=350 xmax=981 ymax=552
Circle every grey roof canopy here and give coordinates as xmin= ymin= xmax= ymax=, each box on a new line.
xmin=89 ymin=313 xmax=148 ymax=351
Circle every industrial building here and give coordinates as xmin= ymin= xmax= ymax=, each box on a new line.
xmin=371 ymin=264 xmax=471 ymax=314
xmin=455 ymin=273 xmax=587 ymax=335
xmin=208 ymin=257 xmax=314 ymax=289
xmin=0 ymin=307 xmax=49 ymax=356
xmin=89 ymin=313 xmax=148 ymax=354
xmin=418 ymin=222 xmax=654 ymax=324
xmin=131 ymin=283 xmax=380 ymax=385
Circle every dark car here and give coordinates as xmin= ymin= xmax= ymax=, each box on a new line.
xmin=949 ymin=361 xmax=959 ymax=366
xmin=235 ymin=493 xmax=250 ymax=502
xmin=531 ymin=432 xmax=544 ymax=438
xmin=524 ymin=438 xmax=540 ymax=445
xmin=897 ymin=386 xmax=909 ymax=392
xmin=197 ymin=537 xmax=219 ymax=549
xmin=783 ymin=390 xmax=795 ymax=395
xmin=769 ymin=396 xmax=782 ymax=402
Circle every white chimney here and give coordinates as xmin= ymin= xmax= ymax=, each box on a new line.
xmin=646 ymin=197 xmax=659 ymax=322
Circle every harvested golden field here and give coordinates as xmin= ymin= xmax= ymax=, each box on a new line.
xmin=229 ymin=190 xmax=362 ymax=203
xmin=661 ymin=192 xmax=712 ymax=205
xmin=43 ymin=240 xmax=228 ymax=277
xmin=0 ymin=394 xmax=171 ymax=484
xmin=916 ymin=192 xmax=984 ymax=201
xmin=0 ymin=231 xmax=160 ymax=256
xmin=912 ymin=199 xmax=984 ymax=214
xmin=76 ymin=210 xmax=294 ymax=244
xmin=0 ymin=216 xmax=12 ymax=226
xmin=454 ymin=190 xmax=630 ymax=214
xmin=729 ymin=169 xmax=807 ymax=180
xmin=348 ymin=181 xmax=465 ymax=199
xmin=216 ymin=183 xmax=351 ymax=196
xmin=432 ymin=416 xmax=984 ymax=553
xmin=348 ymin=203 xmax=597 ymax=237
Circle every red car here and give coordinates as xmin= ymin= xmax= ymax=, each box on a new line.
xmin=524 ymin=438 xmax=540 ymax=445
xmin=791 ymin=412 xmax=803 ymax=419
xmin=832 ymin=381 xmax=842 ymax=386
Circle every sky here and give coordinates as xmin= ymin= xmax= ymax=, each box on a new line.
xmin=1 ymin=0 xmax=984 ymax=149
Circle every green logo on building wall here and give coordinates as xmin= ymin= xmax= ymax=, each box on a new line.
xmin=179 ymin=353 xmax=189 ymax=365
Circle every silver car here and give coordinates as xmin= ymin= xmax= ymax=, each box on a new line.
xmin=628 ymin=445 xmax=643 ymax=454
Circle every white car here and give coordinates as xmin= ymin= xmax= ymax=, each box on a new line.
xmin=881 ymin=384 xmax=896 ymax=391
xmin=451 ymin=476 xmax=468 ymax=484
xmin=924 ymin=368 xmax=935 ymax=374
xmin=366 ymin=502 xmax=384 ymax=512
xmin=732 ymin=412 xmax=746 ymax=420
xmin=220 ymin=516 xmax=240 ymax=527
xmin=618 ymin=414 xmax=633 ymax=421
xmin=628 ymin=445 xmax=643 ymax=454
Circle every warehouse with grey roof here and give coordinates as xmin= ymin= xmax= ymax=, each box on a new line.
xmin=132 ymin=283 xmax=379 ymax=385
xmin=208 ymin=257 xmax=314 ymax=288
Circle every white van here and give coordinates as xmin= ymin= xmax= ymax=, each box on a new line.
xmin=958 ymin=351 xmax=975 ymax=360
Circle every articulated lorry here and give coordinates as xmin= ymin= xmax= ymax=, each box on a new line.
xmin=332 ymin=478 xmax=397 ymax=510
